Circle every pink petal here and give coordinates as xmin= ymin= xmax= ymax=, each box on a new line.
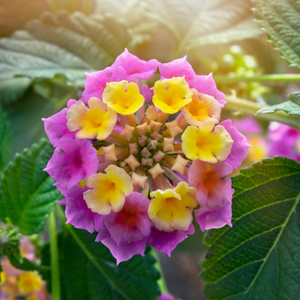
xmin=112 ymin=48 xmax=158 ymax=81
xmin=220 ymin=120 xmax=251 ymax=169
xmin=195 ymin=203 xmax=232 ymax=232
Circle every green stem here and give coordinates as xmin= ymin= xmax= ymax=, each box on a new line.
xmin=224 ymin=95 xmax=300 ymax=130
xmin=150 ymin=247 xmax=169 ymax=294
xmin=214 ymin=74 xmax=300 ymax=84
xmin=49 ymin=210 xmax=60 ymax=300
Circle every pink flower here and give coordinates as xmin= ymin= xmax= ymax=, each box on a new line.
xmin=195 ymin=204 xmax=232 ymax=231
xmin=42 ymin=99 xmax=77 ymax=146
xmin=95 ymin=192 xmax=151 ymax=264
xmin=188 ymin=160 xmax=233 ymax=209
xmin=82 ymin=66 xmax=127 ymax=103
xmin=268 ymin=122 xmax=300 ymax=161
xmin=159 ymin=56 xmax=197 ymax=84
xmin=96 ymin=226 xmax=147 ymax=264
xmin=112 ymin=48 xmax=158 ymax=81
xmin=44 ymin=138 xmax=98 ymax=191
xmin=220 ymin=119 xmax=251 ymax=169
xmin=147 ymin=224 xmax=195 ymax=256
xmin=159 ymin=57 xmax=225 ymax=103
xmin=65 ymin=185 xmax=102 ymax=233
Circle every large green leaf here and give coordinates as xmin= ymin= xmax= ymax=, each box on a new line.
xmin=0 ymin=10 xmax=133 ymax=85
xmin=147 ymin=0 xmax=263 ymax=57
xmin=0 ymin=0 xmax=96 ymax=37
xmin=201 ymin=157 xmax=300 ymax=300
xmin=42 ymin=225 xmax=160 ymax=300
xmin=0 ymin=139 xmax=61 ymax=235
xmin=254 ymin=0 xmax=300 ymax=68
xmin=0 ymin=106 xmax=12 ymax=170
xmin=256 ymin=91 xmax=300 ymax=117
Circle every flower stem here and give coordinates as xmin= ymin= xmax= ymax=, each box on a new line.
xmin=150 ymin=247 xmax=169 ymax=294
xmin=214 ymin=74 xmax=300 ymax=84
xmin=49 ymin=210 xmax=60 ymax=300
xmin=224 ymin=95 xmax=300 ymax=130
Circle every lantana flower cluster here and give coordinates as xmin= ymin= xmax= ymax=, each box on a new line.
xmin=43 ymin=49 xmax=250 ymax=263
xmin=0 ymin=238 xmax=49 ymax=300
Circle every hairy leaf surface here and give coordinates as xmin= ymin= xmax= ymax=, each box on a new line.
xmin=0 ymin=139 xmax=61 ymax=235
xmin=0 ymin=11 xmax=132 ymax=85
xmin=256 ymin=91 xmax=300 ymax=116
xmin=201 ymin=157 xmax=300 ymax=300
xmin=254 ymin=0 xmax=300 ymax=68
xmin=148 ymin=0 xmax=262 ymax=57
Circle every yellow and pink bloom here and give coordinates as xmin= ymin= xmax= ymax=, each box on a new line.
xmin=43 ymin=49 xmax=250 ymax=263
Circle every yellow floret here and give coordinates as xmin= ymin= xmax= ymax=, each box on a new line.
xmin=153 ymin=77 xmax=193 ymax=114
xmin=84 ymin=165 xmax=133 ymax=215
xmin=181 ymin=89 xmax=223 ymax=126
xmin=182 ymin=121 xmax=233 ymax=163
xmin=67 ymin=97 xmax=117 ymax=140
xmin=148 ymin=182 xmax=197 ymax=232
xmin=102 ymin=81 xmax=145 ymax=115
xmin=17 ymin=272 xmax=42 ymax=294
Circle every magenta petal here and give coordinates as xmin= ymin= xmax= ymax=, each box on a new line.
xmin=42 ymin=108 xmax=76 ymax=146
xmin=190 ymin=73 xmax=225 ymax=101
xmin=195 ymin=203 xmax=232 ymax=232
xmin=82 ymin=65 xmax=127 ymax=102
xmin=147 ymin=224 xmax=195 ymax=256
xmin=65 ymin=186 xmax=100 ymax=233
xmin=102 ymin=192 xmax=151 ymax=245
xmin=220 ymin=120 xmax=251 ymax=169
xmin=112 ymin=49 xmax=158 ymax=81
xmin=142 ymin=84 xmax=154 ymax=102
xmin=268 ymin=122 xmax=300 ymax=161
xmin=159 ymin=56 xmax=197 ymax=83
xmin=188 ymin=160 xmax=233 ymax=209
xmin=233 ymin=117 xmax=262 ymax=135
xmin=44 ymin=139 xmax=98 ymax=190
xmin=96 ymin=227 xmax=146 ymax=264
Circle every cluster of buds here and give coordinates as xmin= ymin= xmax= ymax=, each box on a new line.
xmin=43 ymin=49 xmax=250 ymax=263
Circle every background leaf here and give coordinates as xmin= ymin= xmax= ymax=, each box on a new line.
xmin=0 ymin=139 xmax=61 ymax=235
xmin=0 ymin=0 xmax=96 ymax=37
xmin=254 ymin=0 xmax=300 ymax=68
xmin=42 ymin=225 xmax=160 ymax=300
xmin=0 ymin=10 xmax=133 ymax=85
xmin=147 ymin=0 xmax=262 ymax=57
xmin=256 ymin=91 xmax=300 ymax=116
xmin=201 ymin=157 xmax=300 ymax=300
xmin=0 ymin=106 xmax=12 ymax=170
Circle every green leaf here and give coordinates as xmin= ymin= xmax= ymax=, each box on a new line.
xmin=0 ymin=106 xmax=12 ymax=170
xmin=147 ymin=0 xmax=262 ymax=57
xmin=256 ymin=91 xmax=300 ymax=116
xmin=0 ymin=10 xmax=133 ymax=86
xmin=42 ymin=225 xmax=160 ymax=300
xmin=201 ymin=157 xmax=300 ymax=300
xmin=8 ymin=255 xmax=50 ymax=272
xmin=289 ymin=91 xmax=300 ymax=106
xmin=95 ymin=0 xmax=159 ymax=46
xmin=0 ymin=77 xmax=32 ymax=104
xmin=254 ymin=0 xmax=300 ymax=68
xmin=0 ymin=139 xmax=61 ymax=235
